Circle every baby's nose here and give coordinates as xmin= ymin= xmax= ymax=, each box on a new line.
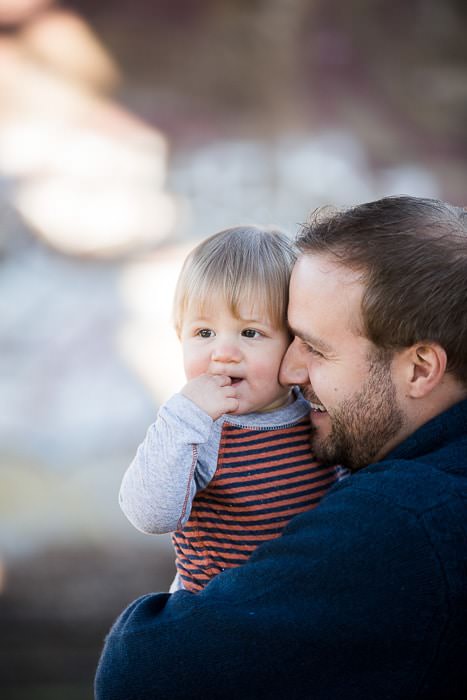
xmin=211 ymin=343 xmax=242 ymax=363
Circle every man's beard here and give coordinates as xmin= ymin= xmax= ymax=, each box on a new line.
xmin=309 ymin=357 xmax=404 ymax=472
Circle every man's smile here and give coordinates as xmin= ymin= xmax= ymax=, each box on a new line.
xmin=309 ymin=401 xmax=327 ymax=413
xmin=303 ymin=387 xmax=327 ymax=413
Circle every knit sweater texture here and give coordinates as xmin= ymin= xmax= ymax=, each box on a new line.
xmin=96 ymin=399 xmax=467 ymax=700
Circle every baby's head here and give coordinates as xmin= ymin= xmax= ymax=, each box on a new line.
xmin=173 ymin=225 xmax=297 ymax=414
xmin=174 ymin=225 xmax=296 ymax=336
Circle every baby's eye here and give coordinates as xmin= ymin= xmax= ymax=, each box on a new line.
xmin=242 ymin=328 xmax=261 ymax=339
xmin=197 ymin=328 xmax=214 ymax=338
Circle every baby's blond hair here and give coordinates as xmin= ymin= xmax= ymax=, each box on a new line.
xmin=173 ymin=225 xmax=296 ymax=337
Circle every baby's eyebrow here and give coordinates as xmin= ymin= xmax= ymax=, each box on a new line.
xmin=240 ymin=318 xmax=268 ymax=324
xmin=186 ymin=317 xmax=211 ymax=324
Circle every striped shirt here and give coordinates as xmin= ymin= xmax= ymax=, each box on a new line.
xmin=172 ymin=415 xmax=338 ymax=592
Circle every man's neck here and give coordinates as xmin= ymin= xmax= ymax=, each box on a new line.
xmin=375 ymin=378 xmax=467 ymax=463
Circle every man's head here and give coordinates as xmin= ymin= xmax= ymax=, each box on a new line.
xmin=280 ymin=196 xmax=467 ymax=471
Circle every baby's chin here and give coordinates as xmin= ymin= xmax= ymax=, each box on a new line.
xmin=234 ymin=398 xmax=290 ymax=416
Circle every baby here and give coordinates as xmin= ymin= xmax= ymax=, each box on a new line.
xmin=119 ymin=226 xmax=340 ymax=592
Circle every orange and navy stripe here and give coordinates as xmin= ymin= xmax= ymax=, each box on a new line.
xmin=172 ymin=416 xmax=338 ymax=592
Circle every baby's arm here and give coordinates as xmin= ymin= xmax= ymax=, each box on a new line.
xmin=119 ymin=375 xmax=238 ymax=534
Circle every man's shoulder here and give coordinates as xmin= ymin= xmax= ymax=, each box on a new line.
xmin=280 ymin=456 xmax=466 ymax=590
xmin=337 ymin=453 xmax=467 ymax=517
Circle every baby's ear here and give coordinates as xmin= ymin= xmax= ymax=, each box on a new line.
xmin=403 ymin=343 xmax=447 ymax=399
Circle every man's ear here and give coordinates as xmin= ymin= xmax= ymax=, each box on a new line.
xmin=403 ymin=343 xmax=447 ymax=398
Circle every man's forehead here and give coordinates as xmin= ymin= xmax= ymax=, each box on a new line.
xmin=289 ymin=254 xmax=365 ymax=337
xmin=293 ymin=252 xmax=362 ymax=286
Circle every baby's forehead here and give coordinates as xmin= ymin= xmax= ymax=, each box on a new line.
xmin=184 ymin=296 xmax=278 ymax=326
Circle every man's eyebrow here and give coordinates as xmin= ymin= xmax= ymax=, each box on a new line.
xmin=288 ymin=325 xmax=334 ymax=354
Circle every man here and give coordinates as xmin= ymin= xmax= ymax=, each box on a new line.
xmin=95 ymin=196 xmax=467 ymax=700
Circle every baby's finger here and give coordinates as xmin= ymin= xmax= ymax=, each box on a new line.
xmin=223 ymin=397 xmax=239 ymax=414
xmin=212 ymin=374 xmax=231 ymax=387
xmin=220 ymin=383 xmax=238 ymax=398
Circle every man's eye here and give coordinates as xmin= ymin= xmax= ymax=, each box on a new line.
xmin=302 ymin=341 xmax=323 ymax=357
xmin=197 ymin=329 xmax=214 ymax=338
xmin=242 ymin=328 xmax=260 ymax=338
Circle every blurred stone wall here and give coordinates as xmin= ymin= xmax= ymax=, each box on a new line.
xmin=67 ymin=0 xmax=467 ymax=201
xmin=0 ymin=1 xmax=465 ymax=698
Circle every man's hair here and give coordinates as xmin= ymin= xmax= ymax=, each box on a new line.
xmin=296 ymin=196 xmax=467 ymax=385
xmin=173 ymin=225 xmax=296 ymax=336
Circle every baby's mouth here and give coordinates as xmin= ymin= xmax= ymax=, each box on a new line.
xmin=230 ymin=377 xmax=243 ymax=385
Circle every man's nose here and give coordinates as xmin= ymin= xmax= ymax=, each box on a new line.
xmin=279 ymin=338 xmax=309 ymax=386
xmin=211 ymin=342 xmax=242 ymax=364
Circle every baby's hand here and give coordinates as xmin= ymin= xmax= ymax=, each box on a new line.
xmin=181 ymin=374 xmax=239 ymax=420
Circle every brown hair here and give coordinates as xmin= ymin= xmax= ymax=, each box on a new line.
xmin=296 ymin=196 xmax=467 ymax=385
xmin=173 ymin=225 xmax=296 ymax=336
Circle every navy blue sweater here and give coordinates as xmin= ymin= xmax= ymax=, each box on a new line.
xmin=95 ymin=400 xmax=467 ymax=699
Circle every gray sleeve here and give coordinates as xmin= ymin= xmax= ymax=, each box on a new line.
xmin=119 ymin=393 xmax=220 ymax=534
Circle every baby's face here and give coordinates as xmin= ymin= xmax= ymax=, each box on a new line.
xmin=180 ymin=301 xmax=291 ymax=414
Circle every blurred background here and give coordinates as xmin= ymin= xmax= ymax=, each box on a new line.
xmin=0 ymin=0 xmax=466 ymax=697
